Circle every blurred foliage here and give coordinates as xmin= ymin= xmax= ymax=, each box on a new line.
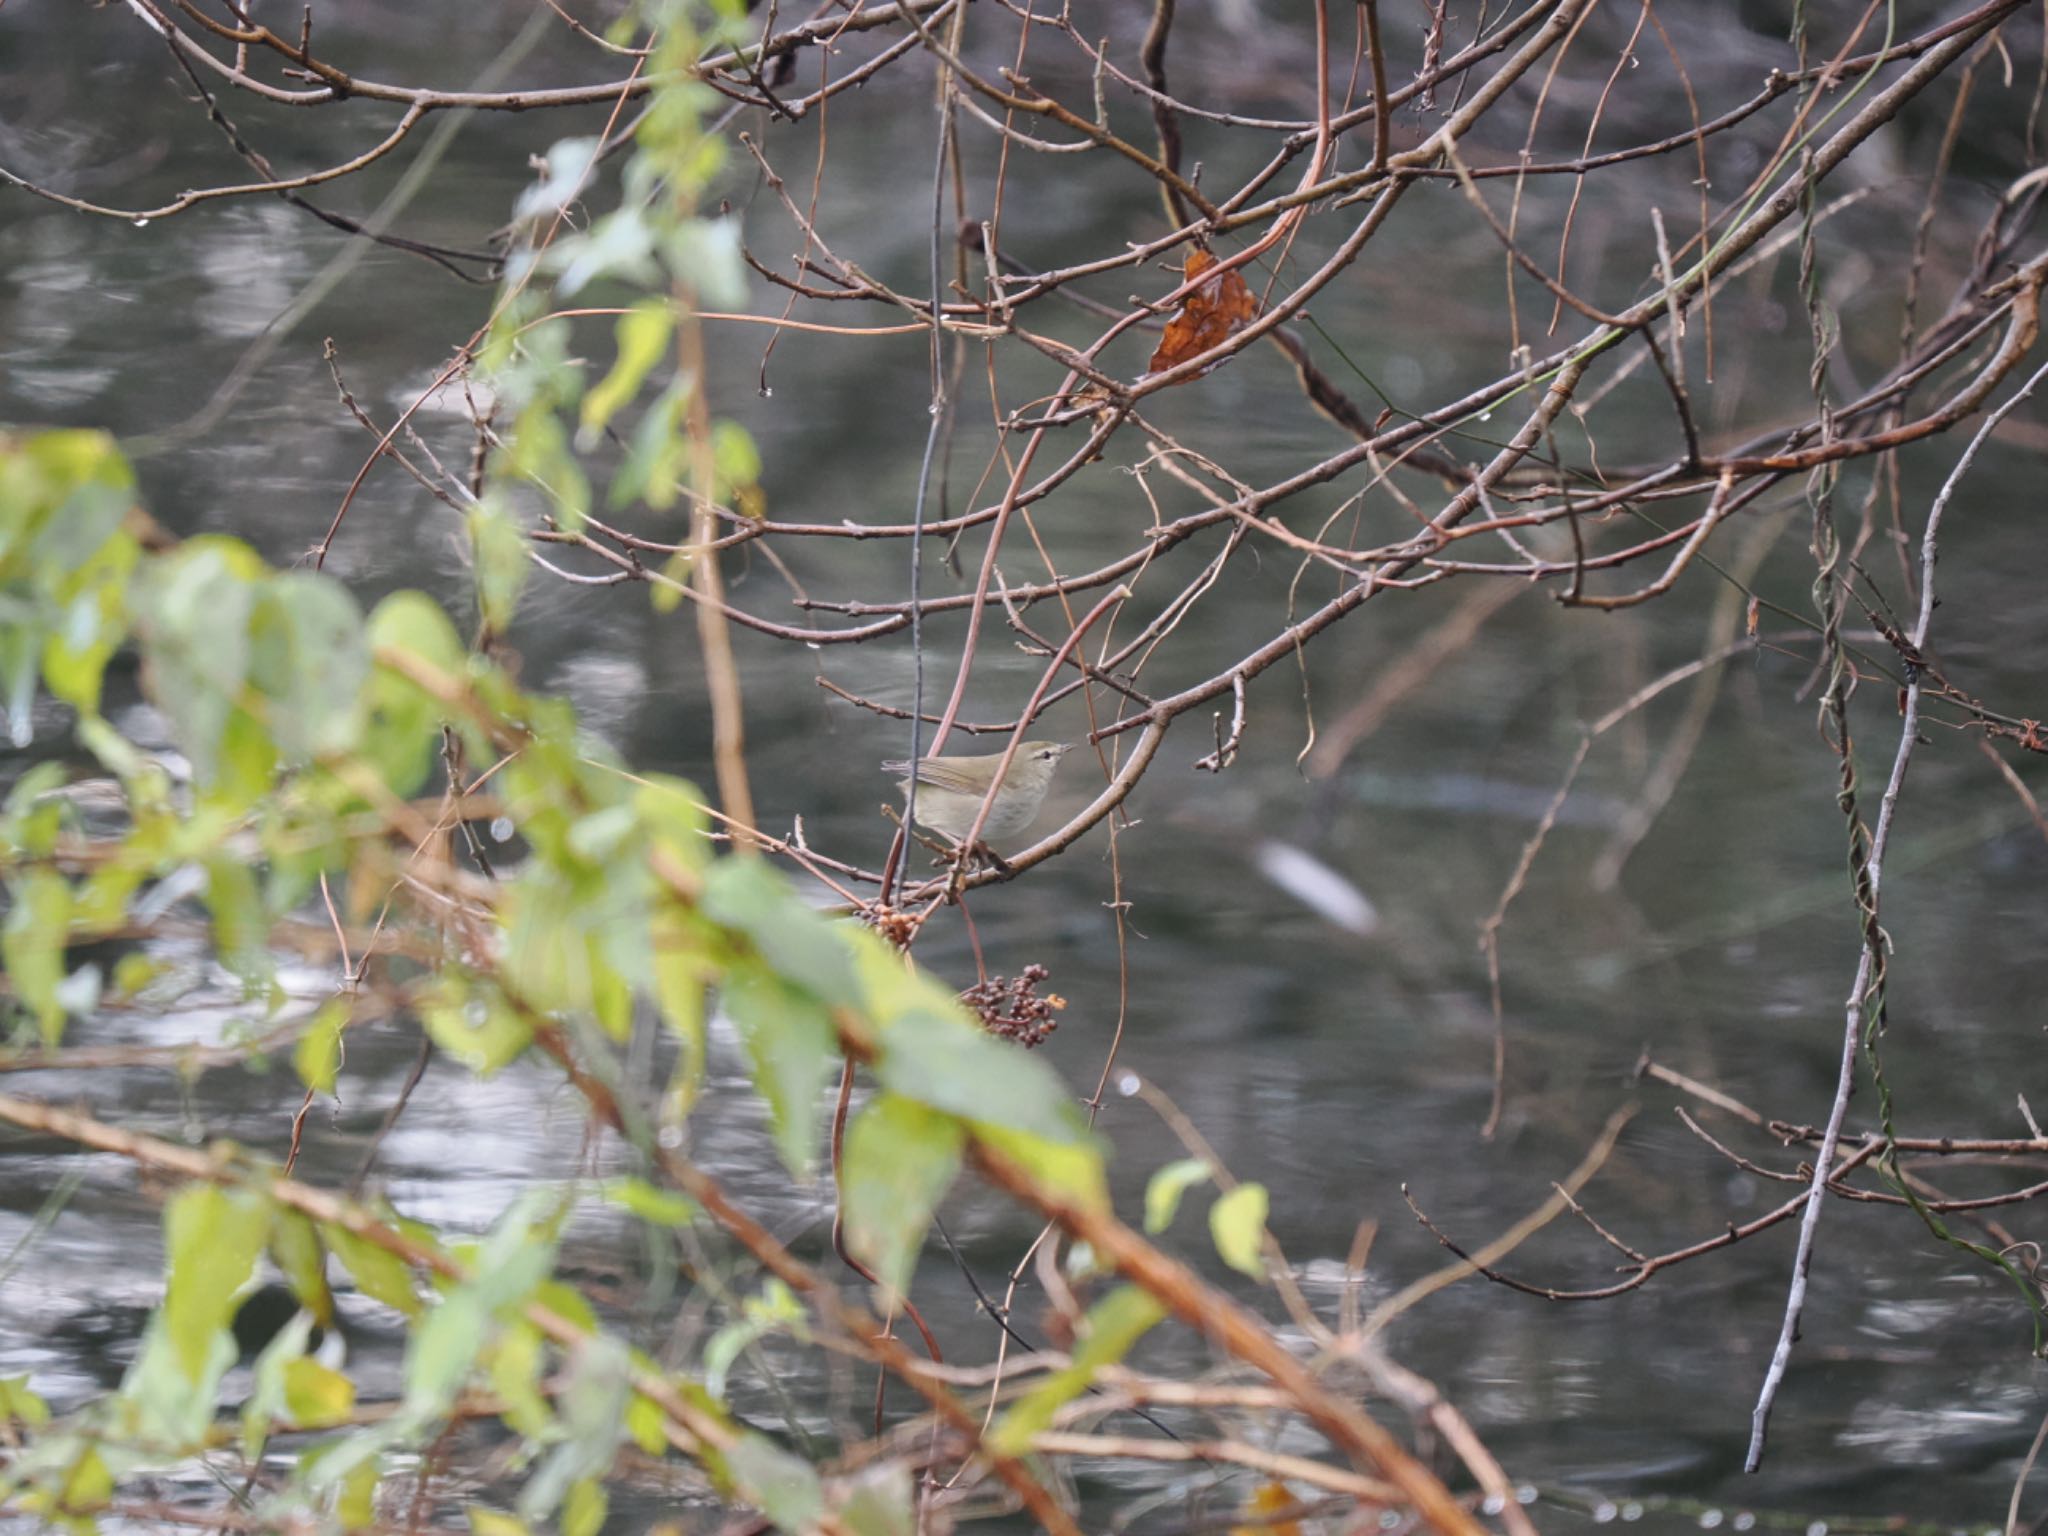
xmin=0 ymin=4 xmax=1148 ymax=1526
xmin=0 ymin=398 xmax=1129 ymax=1526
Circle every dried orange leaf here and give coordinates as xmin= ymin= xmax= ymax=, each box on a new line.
xmin=1146 ymin=247 xmax=1259 ymax=378
xmin=1229 ymin=1481 xmax=1307 ymax=1536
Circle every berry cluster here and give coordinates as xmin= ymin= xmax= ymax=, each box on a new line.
xmin=960 ymin=963 xmax=1065 ymax=1048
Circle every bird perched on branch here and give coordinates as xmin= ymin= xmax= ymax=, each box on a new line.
xmin=883 ymin=741 xmax=1072 ymax=867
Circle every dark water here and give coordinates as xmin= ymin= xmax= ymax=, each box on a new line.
xmin=5 ymin=5 xmax=2048 ymax=1532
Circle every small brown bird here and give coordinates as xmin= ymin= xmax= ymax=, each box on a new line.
xmin=882 ymin=742 xmax=1072 ymax=850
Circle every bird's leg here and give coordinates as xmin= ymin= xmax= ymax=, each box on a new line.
xmin=943 ymin=841 xmax=1012 ymax=901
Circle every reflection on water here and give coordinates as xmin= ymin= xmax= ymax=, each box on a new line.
xmin=5 ymin=4 xmax=2048 ymax=1530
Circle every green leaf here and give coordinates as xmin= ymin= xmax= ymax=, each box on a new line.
xmin=0 ymin=428 xmax=139 ymax=740
xmin=240 ymin=1307 xmax=308 ymax=1461
xmin=467 ymin=1508 xmax=531 ymax=1536
xmin=283 ymin=1357 xmax=356 ymax=1428
xmin=487 ymin=1322 xmax=553 ymax=1439
xmin=252 ymin=573 xmax=367 ymax=761
xmin=162 ymin=1184 xmax=270 ymax=1382
xmin=75 ymin=860 xmax=144 ymax=937
xmin=270 ymin=1210 xmax=335 ymax=1329
xmin=338 ymin=1453 xmax=381 ymax=1530
xmin=404 ymin=1289 xmax=489 ymax=1419
xmin=604 ymin=1177 xmax=695 ymax=1228
xmin=625 ymin=1390 xmax=668 ymax=1455
xmin=204 ymin=852 xmax=269 ymax=983
xmin=517 ymin=1334 xmax=629 ymax=1521
xmin=874 ymin=1008 xmax=1094 ymax=1148
xmin=41 ymin=538 xmax=138 ymax=718
xmin=0 ymin=617 xmax=36 ymax=752
xmin=1209 ymin=1183 xmax=1270 ymax=1281
xmin=580 ymin=301 xmax=675 ymax=444
xmin=327 ymin=1223 xmax=423 ymax=1318
xmin=565 ymin=803 xmax=638 ymax=863
xmin=973 ymin=1123 xmax=1110 ymax=1216
xmin=699 ymin=1317 xmax=750 ymax=1402
xmin=702 ymin=854 xmax=857 ymax=1006
xmin=3 ymin=867 xmax=72 ymax=1045
xmin=368 ymin=589 xmax=467 ymax=674
xmin=211 ymin=706 xmax=279 ymax=814
xmin=838 ymin=1462 xmax=915 ymax=1536
xmin=636 ymin=773 xmax=709 ymax=864
xmin=469 ymin=502 xmax=531 ymax=636
xmin=650 ymin=907 xmax=708 ymax=1117
xmin=704 ymin=1279 xmax=805 ymax=1398
xmin=362 ymin=590 xmax=466 ymax=796
xmin=0 ymin=1374 xmax=51 ymax=1429
xmin=723 ymin=961 xmax=834 ymax=1179
xmin=505 ymin=401 xmax=592 ymax=528
xmin=561 ymin=1479 xmax=607 ymax=1536
xmin=611 ymin=376 xmax=689 ymax=513
xmin=849 ymin=926 xmax=966 ymax=1023
xmin=294 ymin=999 xmax=348 ymax=1094
xmin=467 ymin=1197 xmax=562 ymax=1317
xmin=57 ymin=1444 xmax=112 ymax=1514
xmin=711 ymin=419 xmax=761 ymax=501
xmin=533 ymin=1279 xmax=599 ymax=1335
xmin=135 ymin=537 xmax=262 ymax=784
xmin=126 ymin=1312 xmax=234 ymax=1447
xmin=726 ymin=1433 xmax=822 ymax=1534
xmin=3 ymin=760 xmax=68 ymax=852
xmin=421 ymin=974 xmax=533 ymax=1077
xmin=0 ymin=429 xmax=133 ymax=573
xmin=1144 ymin=1158 xmax=1212 ymax=1235
xmin=498 ymin=873 xmax=607 ymax=1016
xmin=663 ymin=215 xmax=748 ymax=307
xmin=109 ymin=950 xmax=158 ymax=997
xmin=988 ymin=1285 xmax=1165 ymax=1456
xmin=840 ymin=1094 xmax=964 ymax=1293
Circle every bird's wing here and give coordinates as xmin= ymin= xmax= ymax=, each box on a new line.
xmin=886 ymin=758 xmax=997 ymax=795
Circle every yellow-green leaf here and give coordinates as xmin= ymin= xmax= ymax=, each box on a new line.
xmin=2 ymin=867 xmax=71 ymax=1045
xmin=338 ymin=1455 xmax=381 ymax=1530
xmin=971 ymin=1123 xmax=1109 ymax=1216
xmin=840 ymin=1094 xmax=963 ymax=1294
xmin=1144 ymin=1158 xmax=1212 ymax=1235
xmin=580 ymin=301 xmax=674 ymax=443
xmin=605 ymin=1177 xmax=695 ymax=1228
xmin=163 ymin=1184 xmax=270 ymax=1381
xmin=838 ymin=1462 xmax=914 ymax=1536
xmin=327 ymin=1223 xmax=423 ymax=1318
xmin=282 ymin=1356 xmax=356 ymax=1428
xmin=487 ymin=1321 xmax=553 ymax=1439
xmin=1209 ymin=1183 xmax=1270 ymax=1281
xmin=722 ymin=962 xmax=834 ymax=1179
xmin=58 ymin=1445 xmax=113 ymax=1513
xmin=561 ymin=1477 xmax=608 ymax=1536
xmin=726 ymin=1434 xmax=822 ymax=1534
xmin=625 ymin=1390 xmax=668 ymax=1455
xmin=469 ymin=501 xmax=531 ymax=636
xmin=989 ymin=1286 xmax=1165 ymax=1456
xmin=294 ymin=998 xmax=348 ymax=1094
xmin=421 ymin=975 xmax=532 ymax=1077
xmin=269 ymin=1210 xmax=335 ymax=1328
xmin=0 ymin=1374 xmax=51 ymax=1429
